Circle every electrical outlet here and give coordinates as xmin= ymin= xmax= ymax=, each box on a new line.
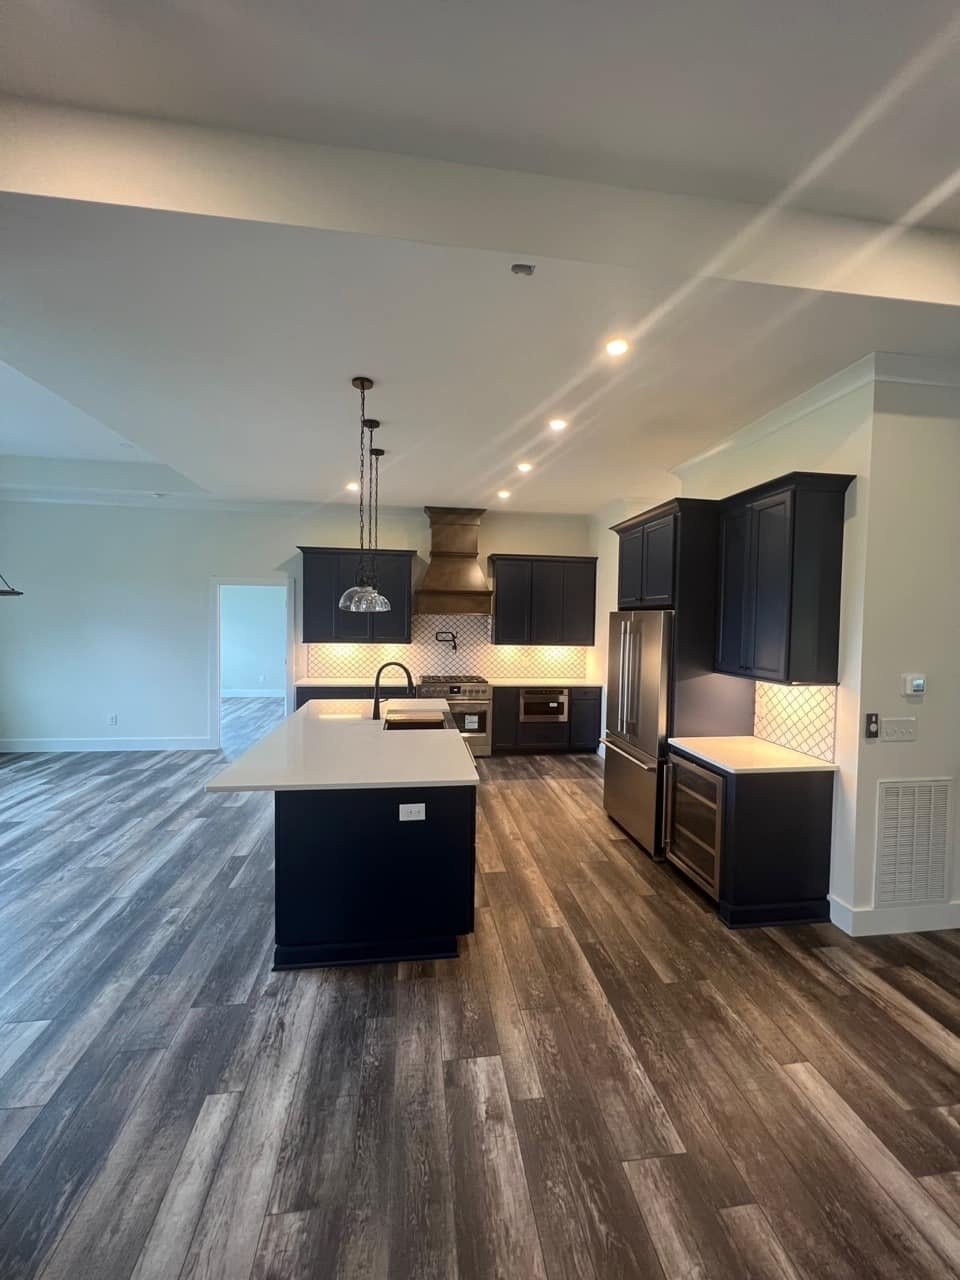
xmin=398 ymin=803 xmax=426 ymax=822
xmin=880 ymin=716 xmax=917 ymax=742
xmin=108 ymin=713 xmax=119 ymax=727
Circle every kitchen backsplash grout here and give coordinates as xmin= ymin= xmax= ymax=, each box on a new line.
xmin=304 ymin=613 xmax=589 ymax=681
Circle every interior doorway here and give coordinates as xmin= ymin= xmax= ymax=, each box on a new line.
xmin=217 ymin=582 xmax=290 ymax=758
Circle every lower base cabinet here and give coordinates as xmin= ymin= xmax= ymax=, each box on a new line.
xmin=492 ymin=686 xmax=602 ymax=754
xmin=665 ymin=750 xmax=834 ymax=926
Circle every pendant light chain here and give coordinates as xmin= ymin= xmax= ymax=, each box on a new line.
xmin=357 ymin=380 xmax=367 ymax=584
xmin=373 ymin=442 xmax=380 ymax=553
xmin=366 ymin=418 xmax=375 ymax=583
xmin=338 ymin=374 xmax=391 ymax=613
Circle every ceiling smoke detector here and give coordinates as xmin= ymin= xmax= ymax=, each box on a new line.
xmin=510 ymin=263 xmax=535 ymax=276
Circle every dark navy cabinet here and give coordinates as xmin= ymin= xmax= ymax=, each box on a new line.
xmin=666 ymin=747 xmax=835 ymax=927
xmin=491 ymin=685 xmax=602 ymax=754
xmin=616 ymin=512 xmax=675 ymax=608
xmin=714 ymin=473 xmax=853 ymax=684
xmin=489 ymin=556 xmax=597 ymax=647
xmin=299 ymin=547 xmax=415 ymax=644
xmin=569 ymin=687 xmax=603 ymax=752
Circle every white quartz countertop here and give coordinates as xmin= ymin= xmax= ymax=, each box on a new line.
xmin=208 ymin=699 xmax=478 ymax=792
xmin=297 ymin=676 xmax=602 ymax=688
xmin=486 ymin=678 xmax=601 ymax=688
xmin=295 ymin=677 xmax=412 ymax=687
xmin=668 ymin=736 xmax=838 ymax=774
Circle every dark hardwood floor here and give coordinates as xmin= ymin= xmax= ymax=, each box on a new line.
xmin=219 ymin=697 xmax=286 ymax=760
xmin=1 ymin=731 xmax=960 ymax=1278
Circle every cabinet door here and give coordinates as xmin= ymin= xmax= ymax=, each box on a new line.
xmin=493 ymin=560 xmax=532 ymax=644
xmin=301 ymin=552 xmax=338 ymax=642
xmin=716 ymin=508 xmax=748 ymax=673
xmin=492 ymin=687 xmax=519 ymax=751
xmin=530 ymin=561 xmax=564 ymax=644
xmin=561 ymin=560 xmax=597 ymax=645
xmin=332 ymin=553 xmax=373 ymax=642
xmin=640 ymin=515 xmax=675 ymax=605
xmin=744 ymin=490 xmax=793 ymax=680
xmin=618 ymin=528 xmax=644 ymax=607
xmin=569 ymin=696 xmax=601 ymax=751
xmin=370 ymin=554 xmax=412 ymax=642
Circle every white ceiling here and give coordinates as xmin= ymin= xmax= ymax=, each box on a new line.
xmin=0 ymin=361 xmax=152 ymax=461
xmin=3 ymin=0 xmax=960 ymax=230
xmin=3 ymin=193 xmax=959 ymax=514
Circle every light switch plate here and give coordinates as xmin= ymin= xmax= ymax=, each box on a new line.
xmin=399 ymin=803 xmax=426 ymax=822
xmin=880 ymin=716 xmax=917 ymax=742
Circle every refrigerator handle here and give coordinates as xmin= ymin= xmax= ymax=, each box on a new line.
xmin=663 ymin=759 xmax=674 ymax=853
xmin=622 ymin=620 xmax=632 ymax=732
xmin=624 ymin=616 xmax=632 ymax=732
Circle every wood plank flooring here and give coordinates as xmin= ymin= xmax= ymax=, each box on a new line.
xmin=1 ymin=715 xmax=959 ymax=1278
xmin=219 ymin=697 xmax=286 ymax=760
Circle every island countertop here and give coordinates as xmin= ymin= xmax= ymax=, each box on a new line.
xmin=208 ymin=699 xmax=478 ymax=793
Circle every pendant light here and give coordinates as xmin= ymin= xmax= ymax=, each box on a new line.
xmin=0 ymin=571 xmax=22 ymax=598
xmin=338 ymin=376 xmax=391 ymax=613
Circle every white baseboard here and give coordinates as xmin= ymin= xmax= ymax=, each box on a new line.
xmin=220 ymin=689 xmax=285 ymax=699
xmin=829 ymin=895 xmax=960 ymax=936
xmin=0 ymin=736 xmax=219 ymax=753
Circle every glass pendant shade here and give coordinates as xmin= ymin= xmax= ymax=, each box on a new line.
xmin=337 ymin=583 xmax=391 ymax=612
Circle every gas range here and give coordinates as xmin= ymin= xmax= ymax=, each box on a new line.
xmin=417 ymin=675 xmax=491 ymax=756
xmin=418 ymin=674 xmax=489 ymax=697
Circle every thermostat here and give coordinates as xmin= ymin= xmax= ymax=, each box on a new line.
xmin=901 ymin=673 xmax=926 ymax=696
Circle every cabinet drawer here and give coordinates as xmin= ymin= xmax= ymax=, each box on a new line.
xmin=517 ymin=721 xmax=570 ymax=748
xmin=670 ymin=825 xmax=719 ymax=895
xmin=666 ymin=754 xmax=723 ymax=899
xmin=673 ymin=785 xmax=719 ymax=849
xmin=674 ymin=757 xmax=722 ymax=807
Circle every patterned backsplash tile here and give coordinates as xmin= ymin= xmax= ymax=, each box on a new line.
xmin=754 ymin=682 xmax=837 ymax=761
xmin=305 ymin=613 xmax=589 ymax=680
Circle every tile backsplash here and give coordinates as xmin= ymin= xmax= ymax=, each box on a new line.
xmin=754 ymin=682 xmax=837 ymax=761
xmin=305 ymin=613 xmax=589 ymax=681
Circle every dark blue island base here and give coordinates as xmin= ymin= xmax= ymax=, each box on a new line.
xmin=272 ymin=784 xmax=477 ymax=969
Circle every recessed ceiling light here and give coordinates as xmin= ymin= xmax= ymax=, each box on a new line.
xmin=548 ymin=418 xmax=568 ymax=432
xmin=345 ymin=481 xmax=360 ymax=492
xmin=605 ymin=337 xmax=630 ymax=357
xmin=497 ymin=489 xmax=511 ymax=499
xmin=516 ymin=461 xmax=533 ymax=473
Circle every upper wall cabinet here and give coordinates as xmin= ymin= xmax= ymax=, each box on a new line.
xmin=488 ymin=555 xmax=597 ymax=646
xmin=614 ymin=510 xmax=676 ymax=608
xmin=714 ymin=472 xmax=854 ymax=684
xmin=299 ymin=547 xmax=416 ymax=643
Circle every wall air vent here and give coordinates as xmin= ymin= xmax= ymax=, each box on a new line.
xmin=875 ymin=779 xmax=951 ymax=907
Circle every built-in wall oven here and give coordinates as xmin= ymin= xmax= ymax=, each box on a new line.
xmin=519 ymin=688 xmax=569 ymax=723
xmin=418 ymin=676 xmax=492 ymax=757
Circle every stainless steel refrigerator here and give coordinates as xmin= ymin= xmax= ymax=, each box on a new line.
xmin=603 ymin=610 xmax=672 ymax=855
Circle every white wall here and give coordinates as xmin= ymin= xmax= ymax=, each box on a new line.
xmin=845 ymin=381 xmax=960 ymax=928
xmin=0 ymin=500 xmax=591 ymax=749
xmin=219 ymin=584 xmax=287 ymax=696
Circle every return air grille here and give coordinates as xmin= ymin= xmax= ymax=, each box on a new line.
xmin=875 ymin=779 xmax=950 ymax=907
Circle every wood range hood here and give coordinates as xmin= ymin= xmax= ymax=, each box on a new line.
xmin=414 ymin=507 xmax=493 ymax=615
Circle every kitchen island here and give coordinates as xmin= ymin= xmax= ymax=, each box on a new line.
xmin=208 ymin=699 xmax=478 ymax=967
